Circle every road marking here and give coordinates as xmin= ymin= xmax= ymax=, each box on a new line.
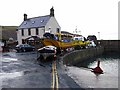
xmin=55 ymin=61 xmax=59 ymax=90
xmin=51 ymin=61 xmax=55 ymax=90
xmin=51 ymin=60 xmax=59 ymax=90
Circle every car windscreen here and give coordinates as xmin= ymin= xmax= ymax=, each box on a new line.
xmin=24 ymin=44 xmax=30 ymax=47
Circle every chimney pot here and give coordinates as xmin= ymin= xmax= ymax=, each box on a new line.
xmin=50 ymin=7 xmax=54 ymax=17
xmin=24 ymin=14 xmax=27 ymax=21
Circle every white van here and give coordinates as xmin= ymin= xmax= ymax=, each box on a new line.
xmin=72 ymin=36 xmax=84 ymax=41
xmin=88 ymin=40 xmax=96 ymax=47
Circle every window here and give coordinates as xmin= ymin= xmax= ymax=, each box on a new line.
xmin=57 ymin=28 xmax=60 ymax=33
xmin=22 ymin=39 xmax=25 ymax=44
xmin=21 ymin=29 xmax=24 ymax=36
xmin=32 ymin=21 xmax=35 ymax=24
xmin=36 ymin=28 xmax=39 ymax=35
xmin=42 ymin=28 xmax=45 ymax=33
xmin=41 ymin=20 xmax=44 ymax=23
xmin=24 ymin=22 xmax=27 ymax=25
xmin=28 ymin=28 xmax=31 ymax=35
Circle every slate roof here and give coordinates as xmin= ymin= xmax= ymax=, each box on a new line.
xmin=18 ymin=15 xmax=51 ymax=29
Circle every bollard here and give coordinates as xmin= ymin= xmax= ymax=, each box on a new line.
xmin=68 ymin=47 xmax=70 ymax=52
xmin=54 ymin=49 xmax=57 ymax=61
xmin=60 ymin=49 xmax=63 ymax=56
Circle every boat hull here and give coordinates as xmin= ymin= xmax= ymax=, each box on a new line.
xmin=40 ymin=38 xmax=90 ymax=49
xmin=37 ymin=46 xmax=56 ymax=61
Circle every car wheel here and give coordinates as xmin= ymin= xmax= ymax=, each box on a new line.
xmin=24 ymin=49 xmax=26 ymax=52
xmin=17 ymin=50 xmax=20 ymax=53
xmin=19 ymin=49 xmax=22 ymax=52
xmin=22 ymin=49 xmax=26 ymax=52
xmin=33 ymin=48 xmax=35 ymax=51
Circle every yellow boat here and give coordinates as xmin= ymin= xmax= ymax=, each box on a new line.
xmin=40 ymin=33 xmax=90 ymax=50
xmin=40 ymin=38 xmax=74 ymax=49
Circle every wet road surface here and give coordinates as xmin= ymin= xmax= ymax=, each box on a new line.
xmin=1 ymin=52 xmax=81 ymax=89
xmin=66 ymin=55 xmax=119 ymax=89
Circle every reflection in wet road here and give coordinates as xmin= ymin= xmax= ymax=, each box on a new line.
xmin=1 ymin=52 xmax=80 ymax=89
xmin=1 ymin=52 xmax=51 ymax=88
xmin=67 ymin=54 xmax=119 ymax=88
xmin=2 ymin=51 xmax=118 ymax=89
xmin=51 ymin=60 xmax=59 ymax=89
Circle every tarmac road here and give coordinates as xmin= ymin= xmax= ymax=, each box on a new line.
xmin=1 ymin=52 xmax=82 ymax=89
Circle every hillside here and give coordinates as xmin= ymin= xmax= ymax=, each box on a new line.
xmin=0 ymin=26 xmax=18 ymax=40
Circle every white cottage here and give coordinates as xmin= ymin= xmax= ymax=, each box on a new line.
xmin=17 ymin=7 xmax=61 ymax=45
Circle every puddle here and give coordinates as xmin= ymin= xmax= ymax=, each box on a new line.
xmin=0 ymin=72 xmax=23 ymax=79
xmin=1 ymin=58 xmax=18 ymax=62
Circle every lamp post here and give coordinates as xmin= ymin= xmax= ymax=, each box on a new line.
xmin=78 ymin=31 xmax=81 ymax=35
xmin=98 ymin=32 xmax=100 ymax=40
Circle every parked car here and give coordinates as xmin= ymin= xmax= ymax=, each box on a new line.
xmin=88 ymin=40 xmax=96 ymax=47
xmin=16 ymin=44 xmax=35 ymax=52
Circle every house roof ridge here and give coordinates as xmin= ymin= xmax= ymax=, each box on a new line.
xmin=28 ymin=15 xmax=50 ymax=20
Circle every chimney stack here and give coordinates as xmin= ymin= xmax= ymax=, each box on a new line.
xmin=24 ymin=14 xmax=27 ymax=21
xmin=50 ymin=7 xmax=54 ymax=17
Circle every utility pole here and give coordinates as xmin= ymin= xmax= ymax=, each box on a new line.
xmin=98 ymin=32 xmax=100 ymax=40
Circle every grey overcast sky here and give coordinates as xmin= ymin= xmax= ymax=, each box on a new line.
xmin=0 ymin=0 xmax=119 ymax=40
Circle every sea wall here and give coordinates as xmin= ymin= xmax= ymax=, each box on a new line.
xmin=62 ymin=47 xmax=104 ymax=65
xmin=61 ymin=40 xmax=119 ymax=65
xmin=97 ymin=40 xmax=120 ymax=53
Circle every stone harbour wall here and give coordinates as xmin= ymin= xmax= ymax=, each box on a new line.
xmin=62 ymin=47 xmax=104 ymax=65
xmin=97 ymin=40 xmax=120 ymax=53
xmin=61 ymin=40 xmax=119 ymax=65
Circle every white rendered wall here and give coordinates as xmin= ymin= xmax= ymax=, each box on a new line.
xmin=17 ymin=27 xmax=46 ymax=44
xmin=17 ymin=29 xmax=22 ymax=44
xmin=38 ymin=28 xmax=45 ymax=38
xmin=0 ymin=26 xmax=2 ymax=40
xmin=31 ymin=28 xmax=36 ymax=36
xmin=45 ymin=17 xmax=61 ymax=34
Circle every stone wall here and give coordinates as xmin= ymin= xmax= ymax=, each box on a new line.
xmin=62 ymin=47 xmax=104 ymax=65
xmin=61 ymin=40 xmax=119 ymax=65
xmin=97 ymin=40 xmax=120 ymax=53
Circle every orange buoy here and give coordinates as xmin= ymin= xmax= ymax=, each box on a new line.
xmin=92 ymin=60 xmax=103 ymax=74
